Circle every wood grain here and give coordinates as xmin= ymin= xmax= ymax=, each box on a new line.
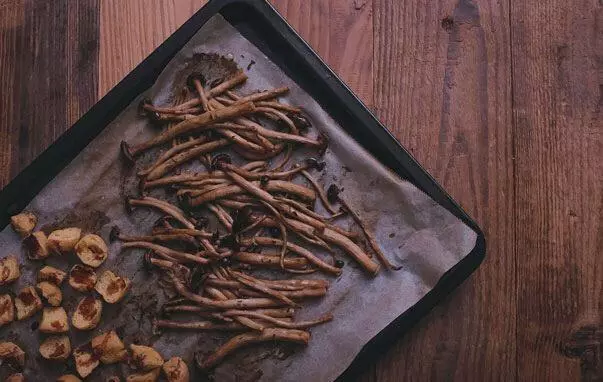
xmin=368 ymin=0 xmax=516 ymax=380
xmin=98 ymin=0 xmax=208 ymax=96
xmin=512 ymin=0 xmax=603 ymax=380
xmin=0 ymin=0 xmax=99 ymax=187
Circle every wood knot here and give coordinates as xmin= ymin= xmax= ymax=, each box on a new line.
xmin=441 ymin=16 xmax=454 ymax=32
xmin=559 ymin=326 xmax=602 ymax=381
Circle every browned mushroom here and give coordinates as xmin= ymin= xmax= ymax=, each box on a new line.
xmin=39 ymin=335 xmax=71 ymax=361
xmin=0 ymin=255 xmax=21 ymax=285
xmin=10 ymin=212 xmax=37 ymax=238
xmin=0 ymin=294 xmax=14 ymax=326
xmin=15 ymin=286 xmax=42 ymax=320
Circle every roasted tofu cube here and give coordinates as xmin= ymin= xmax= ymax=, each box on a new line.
xmin=75 ymin=234 xmax=108 ymax=268
xmin=0 ymin=256 xmax=20 ymax=285
xmin=5 ymin=373 xmax=25 ymax=382
xmin=0 ymin=294 xmax=15 ymax=327
xmin=0 ymin=342 xmax=25 ymax=368
xmin=130 ymin=344 xmax=164 ymax=371
xmin=23 ymin=231 xmax=50 ymax=260
xmin=163 ymin=356 xmax=189 ymax=382
xmin=39 ymin=335 xmax=71 ymax=360
xmin=91 ymin=330 xmax=126 ymax=364
xmin=36 ymin=281 xmax=62 ymax=307
xmin=73 ymin=345 xmax=99 ymax=379
xmin=15 ymin=286 xmax=42 ymax=320
xmin=95 ymin=270 xmax=130 ymax=304
xmin=126 ymin=369 xmax=160 ymax=382
xmin=56 ymin=375 xmax=82 ymax=382
xmin=10 ymin=212 xmax=37 ymax=238
xmin=39 ymin=307 xmax=69 ymax=333
xmin=72 ymin=296 xmax=102 ymax=330
xmin=48 ymin=228 xmax=81 ymax=254
xmin=38 ymin=265 xmax=67 ymax=285
xmin=68 ymin=264 xmax=97 ymax=292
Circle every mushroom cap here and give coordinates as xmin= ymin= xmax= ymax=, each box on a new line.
xmin=48 ymin=227 xmax=82 ymax=254
xmin=72 ymin=297 xmax=102 ymax=330
xmin=69 ymin=264 xmax=97 ymax=292
xmin=39 ymin=335 xmax=71 ymax=360
xmin=75 ymin=234 xmax=108 ymax=268
xmin=95 ymin=270 xmax=130 ymax=304
xmin=39 ymin=307 xmax=69 ymax=333
xmin=10 ymin=212 xmax=37 ymax=238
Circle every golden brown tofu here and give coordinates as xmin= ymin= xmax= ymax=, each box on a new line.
xmin=130 ymin=344 xmax=164 ymax=371
xmin=5 ymin=373 xmax=25 ymax=382
xmin=72 ymin=296 xmax=102 ymax=330
xmin=23 ymin=231 xmax=50 ymax=260
xmin=0 ymin=256 xmax=20 ymax=285
xmin=36 ymin=281 xmax=62 ymax=306
xmin=75 ymin=234 xmax=108 ymax=268
xmin=163 ymin=356 xmax=190 ymax=382
xmin=0 ymin=294 xmax=15 ymax=327
xmin=95 ymin=270 xmax=130 ymax=304
xmin=39 ymin=335 xmax=71 ymax=361
xmin=15 ymin=286 xmax=42 ymax=320
xmin=48 ymin=228 xmax=81 ymax=254
xmin=68 ymin=264 xmax=97 ymax=292
xmin=38 ymin=265 xmax=67 ymax=285
xmin=10 ymin=212 xmax=37 ymax=237
xmin=91 ymin=330 xmax=126 ymax=364
xmin=56 ymin=375 xmax=82 ymax=382
xmin=39 ymin=307 xmax=69 ymax=333
xmin=0 ymin=342 xmax=25 ymax=368
xmin=73 ymin=345 xmax=99 ymax=378
xmin=126 ymin=369 xmax=160 ymax=382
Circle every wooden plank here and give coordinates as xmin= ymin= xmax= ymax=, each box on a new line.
xmin=98 ymin=0 xmax=207 ymax=97
xmin=369 ymin=0 xmax=515 ymax=380
xmin=0 ymin=0 xmax=99 ymax=188
xmin=511 ymin=0 xmax=603 ymax=381
xmin=271 ymin=0 xmax=374 ymax=108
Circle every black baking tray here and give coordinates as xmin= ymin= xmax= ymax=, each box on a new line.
xmin=0 ymin=0 xmax=486 ymax=380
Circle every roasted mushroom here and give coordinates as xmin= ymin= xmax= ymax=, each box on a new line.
xmin=10 ymin=212 xmax=37 ymax=238
xmin=126 ymin=369 xmax=160 ymax=382
xmin=73 ymin=345 xmax=99 ymax=378
xmin=48 ymin=227 xmax=82 ymax=254
xmin=38 ymin=265 xmax=67 ymax=285
xmin=23 ymin=231 xmax=49 ymax=260
xmin=5 ymin=373 xmax=25 ymax=382
xmin=95 ymin=270 xmax=130 ymax=304
xmin=72 ymin=297 xmax=102 ymax=330
xmin=36 ymin=282 xmax=62 ymax=307
xmin=39 ymin=307 xmax=69 ymax=333
xmin=0 ymin=256 xmax=20 ymax=285
xmin=56 ymin=375 xmax=82 ymax=382
xmin=0 ymin=342 xmax=25 ymax=368
xmin=129 ymin=344 xmax=164 ymax=371
xmin=15 ymin=286 xmax=42 ymax=320
xmin=163 ymin=356 xmax=189 ymax=382
xmin=75 ymin=234 xmax=108 ymax=268
xmin=68 ymin=265 xmax=97 ymax=292
xmin=91 ymin=330 xmax=126 ymax=364
xmin=0 ymin=294 xmax=14 ymax=327
xmin=39 ymin=335 xmax=71 ymax=361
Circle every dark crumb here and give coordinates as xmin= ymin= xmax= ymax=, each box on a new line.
xmin=389 ymin=232 xmax=396 ymax=238
xmin=247 ymin=60 xmax=256 ymax=71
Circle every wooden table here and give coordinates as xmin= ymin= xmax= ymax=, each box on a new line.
xmin=0 ymin=1 xmax=601 ymax=380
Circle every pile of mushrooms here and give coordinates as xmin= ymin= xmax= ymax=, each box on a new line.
xmin=119 ymin=63 xmax=399 ymax=371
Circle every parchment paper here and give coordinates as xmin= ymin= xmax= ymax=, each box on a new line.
xmin=0 ymin=15 xmax=477 ymax=382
